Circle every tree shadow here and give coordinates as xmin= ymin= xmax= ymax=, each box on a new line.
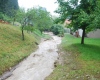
xmin=70 ymin=43 xmax=100 ymax=60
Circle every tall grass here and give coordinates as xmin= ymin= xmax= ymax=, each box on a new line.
xmin=0 ymin=23 xmax=38 ymax=75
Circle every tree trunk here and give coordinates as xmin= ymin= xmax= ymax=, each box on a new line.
xmin=81 ymin=26 xmax=86 ymax=44
xmin=22 ymin=26 xmax=24 ymax=41
xmin=13 ymin=18 xmax=15 ymax=25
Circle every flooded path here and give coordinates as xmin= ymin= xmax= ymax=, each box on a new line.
xmin=5 ymin=33 xmax=61 ymax=80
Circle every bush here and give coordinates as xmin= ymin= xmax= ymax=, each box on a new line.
xmin=0 ymin=12 xmax=4 ymax=19
xmin=0 ymin=12 xmax=11 ymax=22
xmin=51 ymin=24 xmax=64 ymax=36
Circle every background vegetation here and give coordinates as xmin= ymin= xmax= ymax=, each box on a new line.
xmin=50 ymin=24 xmax=64 ymax=36
xmin=0 ymin=0 xmax=18 ymax=22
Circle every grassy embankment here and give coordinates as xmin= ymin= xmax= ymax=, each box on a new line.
xmin=0 ymin=23 xmax=40 ymax=75
xmin=46 ymin=34 xmax=100 ymax=80
xmin=33 ymin=29 xmax=52 ymax=40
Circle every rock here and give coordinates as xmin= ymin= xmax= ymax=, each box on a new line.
xmin=54 ymin=61 xmax=58 ymax=67
xmin=35 ymin=42 xmax=39 ymax=45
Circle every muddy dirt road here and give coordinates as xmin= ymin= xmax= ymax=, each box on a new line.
xmin=5 ymin=33 xmax=61 ymax=80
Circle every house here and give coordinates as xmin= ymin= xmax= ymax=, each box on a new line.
xmin=78 ymin=29 xmax=83 ymax=37
xmin=77 ymin=29 xmax=100 ymax=38
xmin=87 ymin=29 xmax=100 ymax=38
xmin=64 ymin=19 xmax=71 ymax=26
xmin=63 ymin=17 xmax=100 ymax=38
xmin=64 ymin=19 xmax=71 ymax=33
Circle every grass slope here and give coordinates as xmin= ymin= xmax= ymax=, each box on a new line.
xmin=46 ymin=34 xmax=100 ymax=80
xmin=0 ymin=23 xmax=39 ymax=75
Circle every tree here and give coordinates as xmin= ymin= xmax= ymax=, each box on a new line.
xmin=26 ymin=7 xmax=53 ymax=33
xmin=15 ymin=8 xmax=26 ymax=40
xmin=0 ymin=0 xmax=9 ymax=14
xmin=79 ymin=0 xmax=97 ymax=44
xmin=0 ymin=0 xmax=19 ymax=23
xmin=90 ymin=0 xmax=100 ymax=29
xmin=56 ymin=0 xmax=97 ymax=44
xmin=5 ymin=0 xmax=19 ymax=17
xmin=16 ymin=8 xmax=26 ymax=23
xmin=0 ymin=0 xmax=19 ymax=16
xmin=15 ymin=7 xmax=53 ymax=40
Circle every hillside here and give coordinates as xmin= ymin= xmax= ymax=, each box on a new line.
xmin=0 ymin=23 xmax=39 ymax=75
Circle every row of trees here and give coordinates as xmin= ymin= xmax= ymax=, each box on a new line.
xmin=15 ymin=7 xmax=53 ymax=40
xmin=55 ymin=0 xmax=100 ymax=44
xmin=0 ymin=1 xmax=53 ymax=40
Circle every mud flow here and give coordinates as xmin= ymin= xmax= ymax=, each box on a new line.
xmin=5 ymin=33 xmax=61 ymax=80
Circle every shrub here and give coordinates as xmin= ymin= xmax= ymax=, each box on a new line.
xmin=0 ymin=12 xmax=11 ymax=22
xmin=0 ymin=12 xmax=4 ymax=19
xmin=51 ymin=24 xmax=64 ymax=36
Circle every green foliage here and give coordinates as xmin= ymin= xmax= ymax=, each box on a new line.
xmin=0 ymin=0 xmax=9 ymax=13
xmin=90 ymin=1 xmax=100 ymax=29
xmin=0 ymin=12 xmax=4 ymax=19
xmin=56 ymin=0 xmax=98 ymax=44
xmin=56 ymin=0 xmax=97 ymax=30
xmin=51 ymin=24 xmax=64 ymax=36
xmin=15 ymin=7 xmax=53 ymax=40
xmin=24 ymin=26 xmax=34 ymax=32
xmin=78 ymin=10 xmax=89 ymax=26
xmin=53 ymin=17 xmax=62 ymax=24
xmin=0 ymin=12 xmax=11 ymax=22
xmin=33 ymin=29 xmax=51 ymax=40
xmin=15 ymin=8 xmax=26 ymax=23
xmin=0 ymin=0 xmax=19 ymax=24
xmin=0 ymin=0 xmax=19 ymax=17
xmin=26 ymin=7 xmax=53 ymax=32
xmin=33 ymin=29 xmax=43 ymax=37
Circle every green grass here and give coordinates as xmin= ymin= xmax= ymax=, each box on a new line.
xmin=33 ymin=29 xmax=52 ymax=40
xmin=33 ymin=29 xmax=43 ymax=37
xmin=62 ymin=34 xmax=100 ymax=60
xmin=42 ymin=33 xmax=52 ymax=40
xmin=46 ymin=34 xmax=100 ymax=80
xmin=0 ymin=23 xmax=39 ymax=75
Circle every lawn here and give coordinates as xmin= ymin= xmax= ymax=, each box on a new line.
xmin=62 ymin=34 xmax=100 ymax=60
xmin=46 ymin=34 xmax=100 ymax=80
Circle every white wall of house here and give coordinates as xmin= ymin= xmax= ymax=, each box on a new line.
xmin=87 ymin=29 xmax=100 ymax=38
xmin=64 ymin=28 xmax=70 ymax=33
xmin=78 ymin=29 xmax=83 ymax=37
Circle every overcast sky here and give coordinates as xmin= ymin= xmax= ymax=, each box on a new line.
xmin=18 ymin=0 xmax=59 ymax=16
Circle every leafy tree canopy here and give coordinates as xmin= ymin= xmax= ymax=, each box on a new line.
xmin=56 ymin=0 xmax=99 ymax=44
xmin=26 ymin=7 xmax=53 ymax=32
xmin=0 ymin=0 xmax=19 ymax=17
